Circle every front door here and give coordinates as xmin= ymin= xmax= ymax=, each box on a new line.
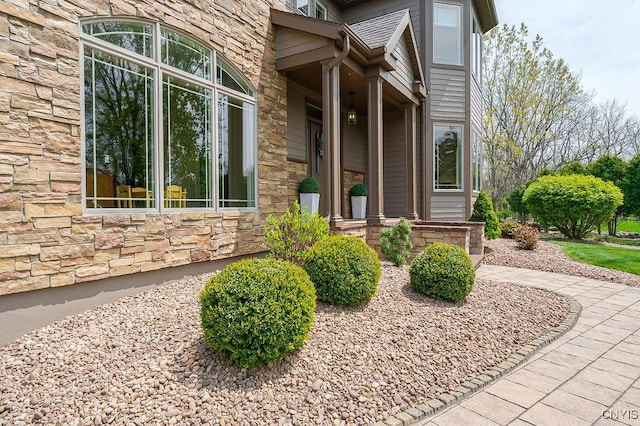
xmin=308 ymin=119 xmax=326 ymax=215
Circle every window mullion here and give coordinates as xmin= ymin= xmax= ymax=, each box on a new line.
xmin=154 ymin=21 xmax=164 ymax=212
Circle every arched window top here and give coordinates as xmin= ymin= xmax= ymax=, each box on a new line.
xmin=217 ymin=56 xmax=253 ymax=96
xmin=81 ymin=19 xmax=254 ymax=97
xmin=82 ymin=21 xmax=154 ymax=58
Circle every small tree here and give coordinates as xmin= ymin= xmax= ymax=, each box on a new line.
xmin=557 ymin=161 xmax=586 ymax=175
xmin=586 ymin=155 xmax=628 ymax=235
xmin=263 ymin=201 xmax=329 ymax=265
xmin=507 ymin=184 xmax=530 ymax=224
xmin=468 ymin=190 xmax=501 ymax=239
xmin=622 ymin=154 xmax=640 ymax=219
xmin=380 ymin=218 xmax=413 ymax=266
xmin=523 ymin=175 xmax=623 ymax=239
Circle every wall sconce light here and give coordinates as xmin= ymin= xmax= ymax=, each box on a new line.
xmin=347 ymin=91 xmax=358 ymax=125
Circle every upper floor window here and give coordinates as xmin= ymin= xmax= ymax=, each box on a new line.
xmin=296 ymin=0 xmax=309 ymax=16
xmin=434 ymin=124 xmax=463 ymax=190
xmin=81 ymin=20 xmax=256 ymax=212
xmin=472 ymin=132 xmax=482 ymax=191
xmin=472 ymin=16 xmax=482 ymax=80
xmin=315 ymin=2 xmax=327 ymax=20
xmin=433 ymin=2 xmax=462 ymax=65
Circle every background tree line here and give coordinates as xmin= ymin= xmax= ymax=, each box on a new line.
xmin=483 ymin=24 xmax=640 ymax=208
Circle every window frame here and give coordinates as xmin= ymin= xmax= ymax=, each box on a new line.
xmin=433 ymin=123 xmax=464 ymax=192
xmin=315 ymin=1 xmax=328 ymax=20
xmin=296 ymin=0 xmax=310 ymax=16
xmin=433 ymin=1 xmax=463 ymax=66
xmin=80 ymin=18 xmax=258 ymax=214
xmin=471 ymin=14 xmax=482 ymax=82
xmin=472 ymin=131 xmax=482 ymax=192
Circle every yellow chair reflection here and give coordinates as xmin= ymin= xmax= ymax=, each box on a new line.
xmin=165 ymin=185 xmax=187 ymax=208
xmin=116 ymin=185 xmax=132 ymax=208
xmin=131 ymin=187 xmax=152 ymax=208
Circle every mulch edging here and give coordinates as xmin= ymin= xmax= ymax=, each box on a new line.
xmin=373 ymin=290 xmax=582 ymax=426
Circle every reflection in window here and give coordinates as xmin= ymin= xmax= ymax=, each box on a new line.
xmin=434 ymin=125 xmax=462 ymax=190
xmin=315 ymin=2 xmax=327 ymax=20
xmin=218 ymin=94 xmax=255 ymax=208
xmin=163 ymin=76 xmax=212 ymax=208
xmin=472 ymin=17 xmax=482 ymax=80
xmin=84 ymin=48 xmax=155 ymax=208
xmin=296 ymin=0 xmax=309 ymax=15
xmin=434 ymin=2 xmax=462 ymax=65
xmin=161 ymin=28 xmax=211 ymax=79
xmin=217 ymin=56 xmax=253 ymax=96
xmin=472 ymin=132 xmax=482 ymax=191
xmin=82 ymin=20 xmax=256 ymax=211
xmin=82 ymin=21 xmax=154 ymax=58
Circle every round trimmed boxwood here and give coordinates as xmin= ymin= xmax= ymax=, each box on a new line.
xmin=299 ymin=176 xmax=320 ymax=193
xmin=409 ymin=242 xmax=476 ymax=302
xmin=200 ymin=258 xmax=316 ymax=369
xmin=350 ymin=183 xmax=368 ymax=197
xmin=303 ymin=235 xmax=381 ymax=306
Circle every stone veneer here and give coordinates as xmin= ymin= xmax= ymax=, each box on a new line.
xmin=332 ymin=220 xmax=484 ymax=260
xmin=0 ymin=0 xmax=289 ymax=295
xmin=342 ymin=169 xmax=365 ymax=219
xmin=286 ymin=159 xmax=308 ymax=206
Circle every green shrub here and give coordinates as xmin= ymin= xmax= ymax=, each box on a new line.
xmin=557 ymin=161 xmax=586 ymax=176
xmin=508 ymin=184 xmax=531 ymax=224
xmin=514 ymin=225 xmax=539 ymax=250
xmin=263 ymin=201 xmax=329 ymax=265
xmin=380 ymin=218 xmax=413 ymax=266
xmin=409 ymin=242 xmax=475 ymax=302
xmin=303 ymin=235 xmax=381 ymax=306
xmin=350 ymin=183 xmax=368 ymax=197
xmin=299 ymin=176 xmax=319 ymax=193
xmin=497 ymin=208 xmax=514 ymax=221
xmin=468 ymin=190 xmax=501 ymax=239
xmin=523 ymin=174 xmax=623 ymax=239
xmin=500 ymin=219 xmax=522 ymax=238
xmin=200 ymin=258 xmax=316 ymax=369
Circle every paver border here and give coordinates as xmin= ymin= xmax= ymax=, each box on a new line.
xmin=373 ymin=285 xmax=583 ymax=426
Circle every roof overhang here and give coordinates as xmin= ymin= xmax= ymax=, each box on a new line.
xmin=271 ymin=8 xmax=427 ymax=101
xmin=472 ymin=0 xmax=499 ymax=32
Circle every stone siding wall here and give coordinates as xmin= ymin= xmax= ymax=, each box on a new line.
xmin=342 ymin=170 xmax=365 ymax=219
xmin=0 ymin=0 xmax=288 ymax=295
xmin=287 ymin=159 xmax=308 ymax=207
xmin=365 ymin=220 xmax=482 ymax=261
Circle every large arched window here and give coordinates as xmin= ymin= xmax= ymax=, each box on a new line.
xmin=81 ymin=19 xmax=256 ymax=211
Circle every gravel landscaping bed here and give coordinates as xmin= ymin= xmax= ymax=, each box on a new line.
xmin=0 ymin=261 xmax=570 ymax=425
xmin=484 ymin=238 xmax=640 ymax=287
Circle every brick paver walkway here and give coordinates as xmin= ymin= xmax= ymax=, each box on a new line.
xmin=421 ymin=265 xmax=640 ymax=426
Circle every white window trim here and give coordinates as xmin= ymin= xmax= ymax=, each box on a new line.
xmin=472 ymin=131 xmax=482 ymax=193
xmin=433 ymin=1 xmax=463 ymax=66
xmin=296 ymin=0 xmax=310 ymax=16
xmin=79 ymin=18 xmax=258 ymax=214
xmin=471 ymin=13 xmax=482 ymax=83
xmin=433 ymin=123 xmax=464 ymax=192
xmin=315 ymin=1 xmax=327 ymax=20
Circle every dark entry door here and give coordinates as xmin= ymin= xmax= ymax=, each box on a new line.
xmin=308 ymin=119 xmax=326 ymax=215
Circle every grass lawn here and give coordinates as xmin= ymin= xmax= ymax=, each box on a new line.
xmin=552 ymin=241 xmax=640 ymax=275
xmin=616 ymin=219 xmax=640 ymax=233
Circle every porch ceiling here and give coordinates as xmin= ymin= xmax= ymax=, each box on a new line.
xmin=286 ymin=63 xmax=406 ymax=112
xmin=272 ymin=8 xmax=426 ymax=106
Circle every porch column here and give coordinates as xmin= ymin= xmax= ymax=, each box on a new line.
xmin=421 ymin=99 xmax=431 ymax=220
xmin=367 ymin=76 xmax=385 ymax=224
xmin=404 ymin=103 xmax=419 ymax=220
xmin=322 ymin=61 xmax=343 ymax=226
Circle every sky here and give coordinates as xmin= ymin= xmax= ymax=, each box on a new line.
xmin=493 ymin=0 xmax=640 ymax=118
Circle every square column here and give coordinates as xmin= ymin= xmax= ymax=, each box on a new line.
xmin=322 ymin=62 xmax=343 ymax=226
xmin=367 ymin=76 xmax=385 ymax=224
xmin=405 ymin=103 xmax=419 ymax=220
